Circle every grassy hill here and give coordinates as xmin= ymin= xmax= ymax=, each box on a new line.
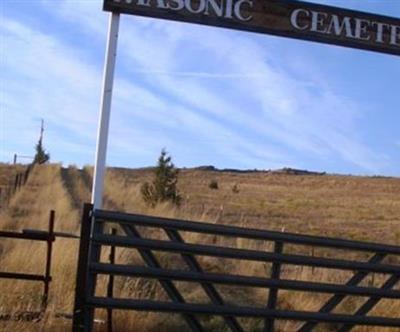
xmin=0 ymin=163 xmax=399 ymax=331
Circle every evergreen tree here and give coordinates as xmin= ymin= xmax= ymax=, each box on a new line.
xmin=141 ymin=149 xmax=181 ymax=207
xmin=33 ymin=120 xmax=50 ymax=164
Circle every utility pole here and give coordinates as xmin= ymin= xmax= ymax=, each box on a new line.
xmin=39 ymin=119 xmax=44 ymax=143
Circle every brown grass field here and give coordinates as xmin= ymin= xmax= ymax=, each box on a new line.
xmin=0 ymin=163 xmax=399 ymax=331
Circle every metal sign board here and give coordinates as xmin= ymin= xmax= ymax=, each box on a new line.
xmin=104 ymin=0 xmax=400 ymax=56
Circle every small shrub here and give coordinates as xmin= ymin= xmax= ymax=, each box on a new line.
xmin=141 ymin=149 xmax=181 ymax=207
xmin=209 ymin=180 xmax=219 ymax=190
xmin=232 ymin=184 xmax=239 ymax=194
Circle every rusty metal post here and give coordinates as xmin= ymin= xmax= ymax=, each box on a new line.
xmin=42 ymin=210 xmax=55 ymax=310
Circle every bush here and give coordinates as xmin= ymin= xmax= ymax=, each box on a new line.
xmin=141 ymin=149 xmax=181 ymax=207
xmin=33 ymin=129 xmax=50 ymax=165
xmin=232 ymin=184 xmax=239 ymax=194
xmin=209 ymin=180 xmax=219 ymax=190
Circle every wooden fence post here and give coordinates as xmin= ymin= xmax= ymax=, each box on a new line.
xmin=19 ymin=172 xmax=23 ymax=188
xmin=24 ymin=166 xmax=30 ymax=184
xmin=14 ymin=174 xmax=19 ymax=193
xmin=265 ymin=241 xmax=283 ymax=332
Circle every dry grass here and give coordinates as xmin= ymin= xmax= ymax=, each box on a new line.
xmin=0 ymin=164 xmax=399 ymax=331
xmin=0 ymin=163 xmax=27 ymax=209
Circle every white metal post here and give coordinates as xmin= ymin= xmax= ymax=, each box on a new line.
xmin=91 ymin=12 xmax=120 ymax=210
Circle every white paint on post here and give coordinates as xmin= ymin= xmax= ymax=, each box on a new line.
xmin=91 ymin=12 xmax=120 ymax=210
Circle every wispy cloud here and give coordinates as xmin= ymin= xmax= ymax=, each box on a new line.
xmin=1 ymin=0 xmax=397 ymax=175
xmin=116 ymin=19 xmax=385 ymax=171
xmin=1 ymin=17 xmax=100 ymax=159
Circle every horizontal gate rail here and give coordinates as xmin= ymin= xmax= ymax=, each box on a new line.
xmin=22 ymin=229 xmax=80 ymax=239
xmin=89 ymin=263 xmax=400 ymax=299
xmin=87 ymin=297 xmax=400 ymax=328
xmin=92 ymin=234 xmax=400 ymax=274
xmin=0 ymin=272 xmax=50 ymax=282
xmin=93 ymin=210 xmax=400 ymax=255
xmin=74 ymin=204 xmax=400 ymax=332
xmin=0 ymin=230 xmax=49 ymax=241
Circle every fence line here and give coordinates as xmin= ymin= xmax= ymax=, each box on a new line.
xmin=0 ymin=210 xmax=55 ymax=311
xmin=0 ymin=163 xmax=33 ymax=207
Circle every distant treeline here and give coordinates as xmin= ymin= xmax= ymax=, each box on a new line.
xmin=192 ymin=166 xmax=326 ymax=176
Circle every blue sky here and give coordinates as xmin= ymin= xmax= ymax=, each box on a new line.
xmin=1 ymin=0 xmax=399 ymax=176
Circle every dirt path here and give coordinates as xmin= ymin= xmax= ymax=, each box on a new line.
xmin=60 ymin=167 xmax=91 ymax=213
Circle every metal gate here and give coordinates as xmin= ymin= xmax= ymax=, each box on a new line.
xmin=73 ymin=203 xmax=400 ymax=332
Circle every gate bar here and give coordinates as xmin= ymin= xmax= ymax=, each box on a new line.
xmin=92 ymin=234 xmax=400 ymax=274
xmin=93 ymin=210 xmax=400 ymax=255
xmin=87 ymin=297 xmax=400 ymax=327
xmin=89 ymin=263 xmax=400 ymax=299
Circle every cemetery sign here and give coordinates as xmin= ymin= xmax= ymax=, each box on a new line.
xmin=104 ymin=0 xmax=400 ymax=56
